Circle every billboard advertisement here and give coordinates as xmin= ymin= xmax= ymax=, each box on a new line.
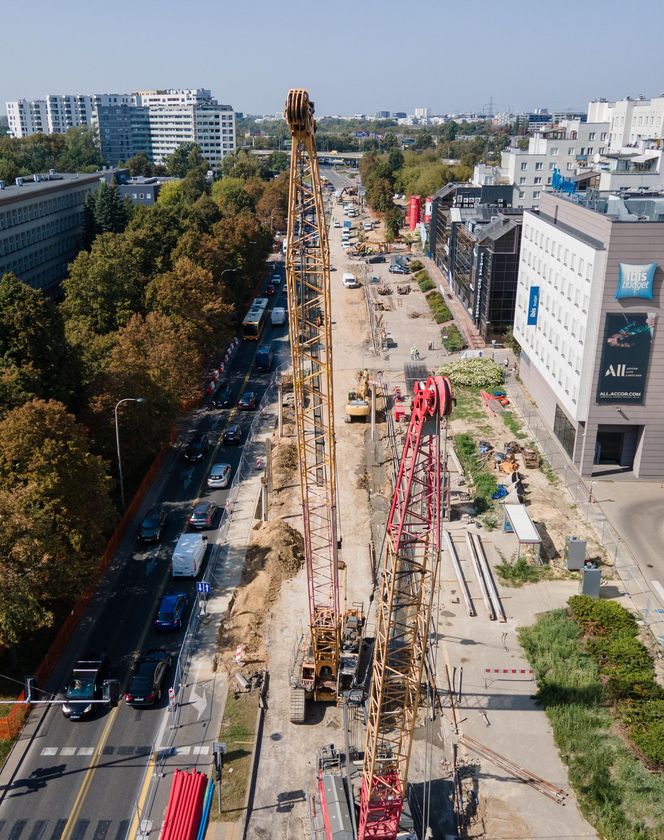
xmin=527 ymin=286 xmax=540 ymax=326
xmin=596 ymin=312 xmax=656 ymax=404
xmin=615 ymin=262 xmax=657 ymax=300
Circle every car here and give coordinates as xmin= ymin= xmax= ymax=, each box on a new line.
xmin=154 ymin=593 xmax=188 ymax=631
xmin=265 ymin=283 xmax=275 ymax=296
xmin=207 ymin=463 xmax=232 ymax=489
xmin=389 ymin=264 xmax=409 ymax=275
xmin=223 ymin=423 xmax=243 ymax=444
xmin=366 ymin=255 xmax=386 ymax=264
xmin=237 ymin=391 xmax=257 ymax=410
xmin=124 ymin=650 xmax=172 ymax=707
xmin=62 ymin=653 xmax=110 ymax=720
xmin=138 ymin=505 xmax=167 ymax=544
xmin=188 ymin=501 xmax=218 ymax=530
xmin=333 ymin=221 xmax=341 ymax=228
xmin=210 ymin=383 xmax=232 ymax=409
xmin=271 ymin=274 xmax=281 ymax=286
xmin=184 ymin=433 xmax=208 ymax=462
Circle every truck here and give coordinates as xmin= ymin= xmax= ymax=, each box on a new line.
xmin=271 ymin=306 xmax=286 ymax=326
xmin=172 ymin=533 xmax=207 ymax=577
xmin=343 ymin=220 xmax=352 ymax=230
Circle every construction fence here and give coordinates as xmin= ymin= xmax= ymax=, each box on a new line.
xmin=508 ymin=378 xmax=664 ymax=647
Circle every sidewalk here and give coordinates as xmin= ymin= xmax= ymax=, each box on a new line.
xmin=422 ymin=255 xmax=486 ymax=350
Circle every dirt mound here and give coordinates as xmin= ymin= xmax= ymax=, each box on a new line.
xmin=217 ymin=520 xmax=304 ymax=671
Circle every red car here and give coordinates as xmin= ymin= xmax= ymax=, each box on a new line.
xmin=237 ymin=391 xmax=257 ymax=410
xmin=265 ymin=283 xmax=275 ymax=296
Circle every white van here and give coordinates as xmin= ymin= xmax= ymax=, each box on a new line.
xmin=342 ymin=273 xmax=360 ymax=288
xmin=172 ymin=533 xmax=207 ymax=577
xmin=271 ymin=306 xmax=286 ymax=326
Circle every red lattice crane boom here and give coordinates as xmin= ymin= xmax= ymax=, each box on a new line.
xmin=359 ymin=375 xmax=454 ymax=840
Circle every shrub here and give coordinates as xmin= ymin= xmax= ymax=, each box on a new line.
xmin=441 ymin=324 xmax=466 ymax=351
xmin=417 ymin=271 xmax=435 ymax=293
xmin=438 ymin=358 xmax=504 ymax=389
xmin=454 ymin=432 xmax=497 ymax=512
xmin=409 ymin=259 xmax=424 ymax=272
xmin=425 ymin=290 xmax=452 ymax=322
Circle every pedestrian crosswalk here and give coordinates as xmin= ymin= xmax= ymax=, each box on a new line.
xmin=39 ymin=744 xmax=210 ymax=758
xmin=0 ymin=818 xmax=130 ymax=840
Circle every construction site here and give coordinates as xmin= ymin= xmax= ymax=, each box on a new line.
xmin=202 ymin=87 xmax=625 ymax=840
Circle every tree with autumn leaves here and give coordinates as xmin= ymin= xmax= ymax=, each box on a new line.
xmin=0 ymin=146 xmax=281 ymax=648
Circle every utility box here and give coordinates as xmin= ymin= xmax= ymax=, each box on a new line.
xmin=565 ymin=536 xmax=587 ymax=570
xmin=580 ymin=567 xmax=601 ymax=598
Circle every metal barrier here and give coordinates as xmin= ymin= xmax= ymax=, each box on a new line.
xmin=507 ymin=377 xmax=664 ymax=647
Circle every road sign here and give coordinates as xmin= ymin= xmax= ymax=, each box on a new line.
xmin=197 ymin=581 xmax=212 ymax=594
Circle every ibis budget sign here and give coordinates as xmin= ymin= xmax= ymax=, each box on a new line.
xmin=615 ymin=262 xmax=657 ymax=300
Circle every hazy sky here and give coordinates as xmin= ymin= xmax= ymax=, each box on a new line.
xmin=2 ymin=0 xmax=664 ymax=117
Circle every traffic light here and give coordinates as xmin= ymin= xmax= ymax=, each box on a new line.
xmin=213 ymin=742 xmax=226 ymax=782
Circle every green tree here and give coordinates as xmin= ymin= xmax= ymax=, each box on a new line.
xmin=83 ymin=181 xmax=131 ymax=245
xmin=57 ymin=126 xmax=103 ymax=172
xmin=384 ymin=207 xmax=403 ymax=241
xmin=125 ymin=153 xmax=152 ymax=176
xmin=212 ymin=177 xmax=256 ymax=215
xmin=367 ymin=178 xmax=395 ymax=213
xmin=0 ymin=273 xmax=78 ymax=410
xmin=387 ymin=149 xmax=404 ymax=173
xmin=123 ymin=204 xmax=184 ymax=276
xmin=156 ymin=180 xmax=184 ymax=207
xmin=180 ymin=164 xmax=210 ymax=205
xmin=61 ymin=233 xmax=146 ymax=334
xmin=165 ymin=143 xmax=207 ymax=177
xmin=220 ymin=150 xmax=262 ymax=180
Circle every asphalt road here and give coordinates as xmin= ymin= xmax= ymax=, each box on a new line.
xmin=0 ymin=264 xmax=289 ymax=840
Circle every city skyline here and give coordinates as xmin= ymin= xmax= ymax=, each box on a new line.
xmin=2 ymin=0 xmax=663 ymax=118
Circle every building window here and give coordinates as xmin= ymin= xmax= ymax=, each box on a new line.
xmin=588 ymin=132 xmax=596 ymax=140
xmin=568 ymin=147 xmax=575 ymax=155
xmin=533 ymin=191 xmax=541 ymax=199
xmin=534 ymin=177 xmax=542 ymax=185
xmin=550 ymin=147 xmax=559 ymax=155
xmin=520 ymin=162 xmax=527 ymax=171
xmin=535 ymin=162 xmax=543 ymax=171
xmin=518 ymin=190 xmax=525 ymax=199
xmin=549 ymin=161 xmax=555 ymax=169
xmin=587 ymin=147 xmax=593 ymax=155
xmin=600 ymin=132 xmax=607 ymax=140
xmin=519 ymin=176 xmax=526 ymax=185
xmin=554 ymin=404 xmax=576 ymax=458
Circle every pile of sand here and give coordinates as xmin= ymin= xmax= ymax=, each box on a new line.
xmin=217 ymin=519 xmax=304 ymax=671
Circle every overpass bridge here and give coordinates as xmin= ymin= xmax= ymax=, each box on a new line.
xmin=248 ymin=149 xmax=362 ymax=166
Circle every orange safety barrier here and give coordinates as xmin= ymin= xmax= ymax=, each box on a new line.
xmin=161 ymin=769 xmax=208 ymax=840
xmin=0 ymin=691 xmax=27 ymax=740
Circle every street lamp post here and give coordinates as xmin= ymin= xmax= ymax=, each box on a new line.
xmin=114 ymin=397 xmax=146 ymax=511
xmin=220 ymin=268 xmax=238 ymax=281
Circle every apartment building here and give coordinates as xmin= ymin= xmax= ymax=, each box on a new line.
xmin=513 ymin=190 xmax=664 ymax=478
xmin=0 ymin=171 xmax=113 ymax=295
xmin=96 ymin=105 xmax=151 ymax=166
xmin=588 ymin=95 xmax=664 ymax=149
xmin=6 ymin=100 xmax=48 ymax=137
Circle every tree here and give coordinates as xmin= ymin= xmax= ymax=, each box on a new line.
xmin=146 ymin=257 xmax=234 ymax=356
xmin=180 ymin=164 xmax=210 ymax=205
xmin=267 ymin=151 xmax=289 ymax=175
xmin=256 ymin=173 xmax=288 ymax=233
xmin=366 ymin=178 xmax=395 ymax=213
xmin=220 ymin=151 xmax=262 ymax=180
xmin=83 ymin=181 xmax=131 ymax=246
xmin=0 ymin=400 xmax=115 ymax=647
xmin=123 ymin=204 xmax=184 ymax=277
xmin=0 ymin=273 xmax=79 ymax=410
xmin=156 ymin=180 xmax=184 ymax=207
xmin=125 ymin=153 xmax=152 ymax=176
xmin=387 ymin=149 xmax=404 ymax=173
xmin=384 ymin=207 xmax=403 ymax=241
xmin=414 ymin=132 xmax=434 ymax=151
xmin=165 ymin=143 xmax=208 ymax=177
xmin=57 ymin=126 xmax=103 ymax=172
xmin=212 ymin=177 xmax=256 ymax=215
xmin=61 ymin=233 xmax=146 ymax=334
xmin=212 ymin=212 xmax=273 ymax=310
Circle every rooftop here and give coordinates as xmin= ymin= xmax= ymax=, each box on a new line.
xmin=557 ymin=188 xmax=664 ymax=221
xmin=0 ymin=170 xmax=112 ymax=203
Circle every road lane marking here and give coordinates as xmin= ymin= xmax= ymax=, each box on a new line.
xmin=40 ymin=747 xmax=57 ymax=756
xmin=60 ymin=747 xmax=76 ymax=756
xmin=652 ymin=579 xmax=664 ymax=607
xmin=175 ymin=746 xmax=191 ymax=755
xmin=127 ymin=751 xmax=155 ymax=840
xmin=59 ymin=704 xmax=119 ymax=840
xmin=192 ymin=745 xmax=210 ymax=755
xmin=77 ymin=747 xmax=94 ymax=756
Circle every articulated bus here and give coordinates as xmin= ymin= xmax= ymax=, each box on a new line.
xmin=242 ymin=297 xmax=269 ymax=340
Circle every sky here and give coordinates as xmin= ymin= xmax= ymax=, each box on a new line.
xmin=2 ymin=0 xmax=664 ymax=118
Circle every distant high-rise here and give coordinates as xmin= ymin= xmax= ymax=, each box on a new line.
xmin=375 ymin=111 xmax=390 ymax=120
xmin=414 ymin=107 xmax=429 ymax=120
xmin=6 ymin=88 xmax=236 ymax=168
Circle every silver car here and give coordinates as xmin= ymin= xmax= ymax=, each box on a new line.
xmin=207 ymin=463 xmax=232 ymax=489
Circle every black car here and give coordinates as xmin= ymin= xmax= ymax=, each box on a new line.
xmin=389 ymin=264 xmax=409 ymax=275
xmin=188 ymin=501 xmax=218 ymax=530
xmin=62 ymin=653 xmax=110 ymax=720
xmin=210 ymin=383 xmax=232 ymax=409
xmin=366 ymin=255 xmax=386 ymax=264
xmin=184 ymin=433 xmax=209 ymax=462
xmin=237 ymin=391 xmax=257 ymax=411
xmin=138 ymin=505 xmax=167 ymax=544
xmin=223 ymin=423 xmax=242 ymax=444
xmin=124 ymin=650 xmax=172 ymax=707
xmin=154 ymin=593 xmax=188 ymax=631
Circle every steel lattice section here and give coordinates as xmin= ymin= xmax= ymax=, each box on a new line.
xmin=285 ymin=90 xmax=340 ymax=697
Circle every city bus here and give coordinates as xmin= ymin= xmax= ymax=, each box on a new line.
xmin=242 ymin=297 xmax=269 ymax=340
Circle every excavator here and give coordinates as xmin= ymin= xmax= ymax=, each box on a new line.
xmin=345 ymin=369 xmax=370 ymax=423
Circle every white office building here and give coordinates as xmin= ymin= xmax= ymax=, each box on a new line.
xmin=6 ymin=99 xmax=48 ymax=137
xmin=133 ymin=88 xmax=213 ymax=107
xmin=500 ymin=119 xmax=609 ymax=209
xmin=46 ymin=95 xmax=95 ymax=133
xmin=588 ymin=95 xmax=664 ymax=149
xmin=147 ymin=103 xmax=235 ymax=167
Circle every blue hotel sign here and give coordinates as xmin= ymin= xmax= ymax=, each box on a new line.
xmin=616 ymin=262 xmax=657 ymax=300
xmin=527 ymin=286 xmax=540 ymax=325
xmin=551 ymin=167 xmax=577 ymax=195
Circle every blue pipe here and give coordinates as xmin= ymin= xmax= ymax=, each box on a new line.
xmin=196 ymin=778 xmax=215 ymax=840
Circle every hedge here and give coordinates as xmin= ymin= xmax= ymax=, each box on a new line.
xmin=425 ymin=290 xmax=452 ymax=323
xmin=442 ymin=323 xmax=466 ymax=351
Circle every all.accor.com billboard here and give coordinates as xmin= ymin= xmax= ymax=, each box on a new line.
xmin=596 ymin=312 xmax=656 ymax=404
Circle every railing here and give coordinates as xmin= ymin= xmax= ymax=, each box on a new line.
xmin=507 ymin=376 xmax=664 ymax=647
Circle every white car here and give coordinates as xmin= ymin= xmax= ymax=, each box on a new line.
xmin=334 ymin=220 xmax=341 ymax=228
xmin=207 ymin=463 xmax=232 ymax=489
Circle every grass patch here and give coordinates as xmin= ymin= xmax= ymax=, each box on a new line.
xmin=441 ymin=324 xmax=466 ymax=351
xmin=210 ymin=689 xmax=260 ymax=822
xmin=454 ymin=432 xmax=497 ymax=512
xmin=519 ymin=604 xmax=664 ymax=840
xmin=495 ymin=550 xmax=550 ymax=586
xmin=501 ymin=410 xmax=527 ymax=439
xmin=539 ymin=456 xmax=558 ymax=485
xmin=452 ymin=387 xmax=485 ymax=423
